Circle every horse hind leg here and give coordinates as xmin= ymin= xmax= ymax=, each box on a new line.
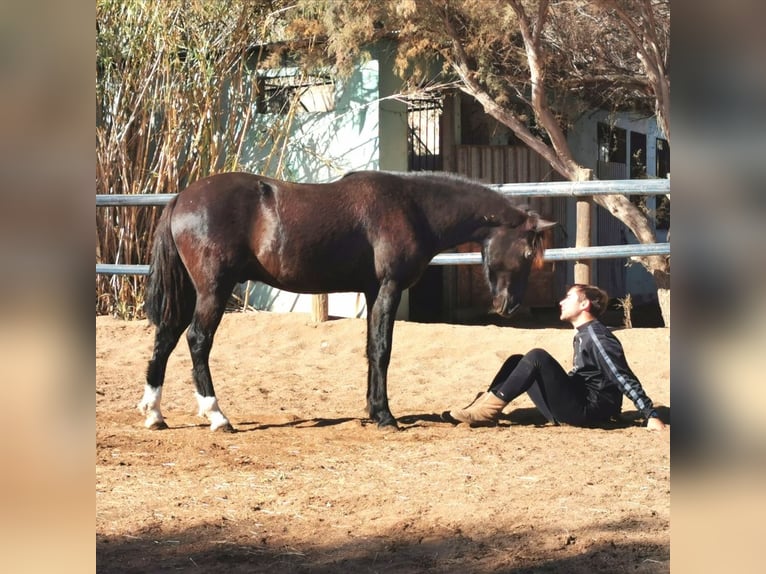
xmin=139 ymin=318 xmax=189 ymax=429
xmin=187 ymin=290 xmax=234 ymax=432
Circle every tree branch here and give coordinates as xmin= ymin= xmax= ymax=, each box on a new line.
xmin=437 ymin=3 xmax=570 ymax=177
xmin=592 ymin=0 xmax=670 ymax=140
xmin=507 ymin=0 xmax=579 ymax=178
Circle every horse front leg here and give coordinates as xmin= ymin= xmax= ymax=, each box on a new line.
xmin=365 ymin=281 xmax=402 ymax=429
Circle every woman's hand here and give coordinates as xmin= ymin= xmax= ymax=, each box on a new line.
xmin=647 ymin=416 xmax=667 ymax=431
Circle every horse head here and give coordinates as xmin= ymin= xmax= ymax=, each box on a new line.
xmin=482 ymin=212 xmax=556 ymax=317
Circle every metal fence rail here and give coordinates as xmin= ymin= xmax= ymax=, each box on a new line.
xmin=97 ymin=243 xmax=669 ymax=276
xmin=95 ymin=178 xmax=670 ymax=207
xmin=489 ymin=178 xmax=669 ymax=197
xmin=96 ymin=178 xmax=669 ymax=275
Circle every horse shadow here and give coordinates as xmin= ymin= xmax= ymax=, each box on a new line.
xmin=186 ymin=405 xmax=670 ymax=432
xmin=234 ymin=413 xmax=457 ymax=432
xmin=234 ymin=417 xmax=361 ymax=431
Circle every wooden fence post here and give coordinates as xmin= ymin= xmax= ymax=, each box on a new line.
xmin=312 ymin=294 xmax=328 ymax=322
xmin=574 ymin=168 xmax=593 ymax=284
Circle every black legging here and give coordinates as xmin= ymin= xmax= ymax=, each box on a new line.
xmin=488 ymin=348 xmax=590 ymax=426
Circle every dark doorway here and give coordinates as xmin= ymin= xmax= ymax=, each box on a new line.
xmin=630 ymin=131 xmax=647 ymax=179
xmin=407 ymin=94 xmax=444 ymax=321
xmin=407 ymin=95 xmax=443 ymax=171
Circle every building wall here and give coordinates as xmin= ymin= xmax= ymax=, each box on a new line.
xmin=240 ymin=61 xmax=383 ymax=183
xmin=567 ymin=111 xmax=669 ymax=302
xmin=377 ymin=46 xmax=409 ymax=173
xmin=568 ymin=110 xmax=667 ymax=179
xmin=238 ymin=57 xmax=410 ymax=318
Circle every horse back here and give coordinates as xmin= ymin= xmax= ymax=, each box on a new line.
xmin=169 ymin=172 xmax=429 ymax=293
xmin=268 ymin=174 xmax=433 ymax=289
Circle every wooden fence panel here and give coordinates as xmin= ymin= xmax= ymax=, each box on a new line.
xmin=450 ymin=145 xmax=565 ymax=314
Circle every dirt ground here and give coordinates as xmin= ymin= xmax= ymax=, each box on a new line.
xmin=96 ymin=311 xmax=670 ymax=573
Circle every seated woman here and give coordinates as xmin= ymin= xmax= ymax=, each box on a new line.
xmin=445 ymin=284 xmax=667 ymax=431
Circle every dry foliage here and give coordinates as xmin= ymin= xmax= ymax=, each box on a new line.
xmin=96 ymin=0 xmax=298 ymax=317
xmin=96 ymin=0 xmax=671 ymax=319
xmin=283 ymin=0 xmax=671 ymax=322
xmin=617 ymin=293 xmax=634 ymax=328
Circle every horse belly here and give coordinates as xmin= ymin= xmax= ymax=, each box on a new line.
xmin=283 ymin=257 xmax=376 ymax=294
xmin=247 ymin=189 xmax=379 ymax=293
xmin=246 ymin=244 xmax=376 ymax=295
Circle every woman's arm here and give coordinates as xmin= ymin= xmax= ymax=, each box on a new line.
xmin=585 ymin=323 xmax=659 ymax=421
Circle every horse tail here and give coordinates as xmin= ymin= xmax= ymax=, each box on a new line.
xmin=144 ymin=197 xmax=194 ymax=327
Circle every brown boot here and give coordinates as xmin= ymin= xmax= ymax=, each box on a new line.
xmin=460 ymin=391 xmax=485 ymax=409
xmin=449 ymin=391 xmax=508 ymax=426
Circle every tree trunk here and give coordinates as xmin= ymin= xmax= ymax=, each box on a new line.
xmin=651 ymin=263 xmax=670 ymax=328
xmin=594 ymin=192 xmax=671 ymax=325
xmin=446 ymin=1 xmax=670 ymax=323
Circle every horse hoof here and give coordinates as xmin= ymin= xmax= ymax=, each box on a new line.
xmin=376 ymin=418 xmax=400 ymax=432
xmin=147 ymin=420 xmax=168 ymax=430
xmin=212 ymin=423 xmax=236 ymax=433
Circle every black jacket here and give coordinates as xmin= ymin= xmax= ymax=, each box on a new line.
xmin=571 ymin=320 xmax=658 ymax=421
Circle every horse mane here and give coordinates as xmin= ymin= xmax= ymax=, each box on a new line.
xmin=530 ymin=219 xmax=547 ymax=261
xmin=343 ymin=170 xmax=519 ymax=205
xmin=342 ymin=170 xmax=542 ymax=232
xmin=342 ymin=169 xmax=486 ymax=188
xmin=525 ymin=210 xmax=549 ymax=265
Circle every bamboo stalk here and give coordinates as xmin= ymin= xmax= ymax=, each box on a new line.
xmin=97 ymin=1 xmax=311 ymax=317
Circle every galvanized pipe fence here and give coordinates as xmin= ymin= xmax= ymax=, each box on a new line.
xmin=96 ymin=178 xmax=669 ymax=276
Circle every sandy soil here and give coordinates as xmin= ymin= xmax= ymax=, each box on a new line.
xmin=96 ymin=311 xmax=670 ymax=573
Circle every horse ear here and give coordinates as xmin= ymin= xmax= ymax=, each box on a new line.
xmin=534 ymin=218 xmax=557 ymax=231
xmin=523 ymin=212 xmax=556 ymax=232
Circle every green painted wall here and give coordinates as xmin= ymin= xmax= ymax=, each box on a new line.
xmin=241 ymin=56 xmax=407 ymax=184
xmin=238 ymin=55 xmax=409 ymax=317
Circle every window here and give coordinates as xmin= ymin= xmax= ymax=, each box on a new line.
xmin=407 ymin=95 xmax=443 ymax=171
xmin=627 ymin=131 xmax=649 ymax=223
xmin=655 ymin=138 xmax=670 ymax=229
xmin=656 ymin=138 xmax=670 ymax=178
xmin=256 ymin=71 xmax=335 ymax=115
xmin=597 ymin=122 xmax=626 ymax=164
xmin=655 ymin=195 xmax=670 ymax=230
xmin=630 ymin=131 xmax=647 ymax=179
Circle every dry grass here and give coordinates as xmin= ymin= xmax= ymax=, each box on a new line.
xmin=96 ymin=1 xmax=313 ymax=318
xmin=617 ymin=293 xmax=633 ymax=328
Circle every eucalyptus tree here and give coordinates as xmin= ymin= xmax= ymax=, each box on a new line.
xmin=281 ymin=0 xmax=671 ymax=323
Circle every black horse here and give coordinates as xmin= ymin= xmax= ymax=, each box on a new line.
xmin=138 ymin=170 xmax=555 ymax=431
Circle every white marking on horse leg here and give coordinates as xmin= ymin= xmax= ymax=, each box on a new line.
xmin=195 ymin=393 xmax=232 ymax=431
xmin=137 ymin=385 xmax=165 ymax=429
